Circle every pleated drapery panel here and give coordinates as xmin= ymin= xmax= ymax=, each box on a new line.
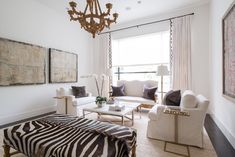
xmin=171 ymin=16 xmax=192 ymax=91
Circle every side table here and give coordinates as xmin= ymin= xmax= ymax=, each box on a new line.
xmin=53 ymin=96 xmax=69 ymax=114
xmin=163 ymin=107 xmax=190 ymax=157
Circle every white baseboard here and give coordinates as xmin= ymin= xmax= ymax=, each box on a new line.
xmin=210 ymin=113 xmax=235 ymax=149
xmin=0 ymin=105 xmax=56 ymax=126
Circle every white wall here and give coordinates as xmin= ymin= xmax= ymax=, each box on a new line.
xmin=0 ymin=0 xmax=94 ymax=125
xmin=96 ymin=3 xmax=210 ymax=99
xmin=209 ymin=0 xmax=235 ymax=149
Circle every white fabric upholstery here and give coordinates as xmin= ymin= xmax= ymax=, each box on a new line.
xmin=73 ymin=96 xmax=96 ymax=106
xmin=114 ymin=80 xmax=158 ymax=106
xmin=147 ymin=91 xmax=209 ymax=148
xmin=56 ymin=88 xmax=95 ymax=116
xmin=117 ymin=80 xmax=158 ymax=97
xmin=180 ymin=90 xmax=197 ymax=108
xmin=114 ymin=96 xmax=156 ymax=105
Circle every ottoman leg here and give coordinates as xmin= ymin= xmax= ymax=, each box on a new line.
xmin=131 ymin=144 xmax=136 ymax=157
xmin=3 ymin=144 xmax=10 ymax=157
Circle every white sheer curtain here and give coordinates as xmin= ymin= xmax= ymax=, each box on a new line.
xmin=171 ymin=16 xmax=192 ymax=90
xmin=94 ymin=33 xmax=112 ymax=97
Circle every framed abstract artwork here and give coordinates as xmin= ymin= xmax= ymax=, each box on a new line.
xmin=49 ymin=48 xmax=78 ymax=83
xmin=222 ymin=1 xmax=235 ymax=101
xmin=0 ymin=38 xmax=46 ymax=86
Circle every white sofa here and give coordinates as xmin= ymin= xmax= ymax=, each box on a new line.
xmin=114 ymin=80 xmax=158 ymax=107
xmin=147 ymin=90 xmax=209 ymax=148
xmin=56 ymin=87 xmax=96 ymax=116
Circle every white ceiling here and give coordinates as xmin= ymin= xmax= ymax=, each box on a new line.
xmin=37 ymin=0 xmax=209 ymax=23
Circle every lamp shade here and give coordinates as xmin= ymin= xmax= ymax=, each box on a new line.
xmin=156 ymin=65 xmax=169 ymax=76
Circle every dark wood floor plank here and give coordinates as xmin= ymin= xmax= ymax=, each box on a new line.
xmin=205 ymin=114 xmax=235 ymax=157
xmin=0 ymin=111 xmax=56 ymax=129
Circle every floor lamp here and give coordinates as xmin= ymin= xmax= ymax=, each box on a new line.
xmin=156 ymin=65 xmax=170 ymax=103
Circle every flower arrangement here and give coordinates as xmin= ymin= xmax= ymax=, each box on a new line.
xmin=92 ymin=74 xmax=107 ymax=106
xmin=95 ymin=96 xmax=107 ymax=104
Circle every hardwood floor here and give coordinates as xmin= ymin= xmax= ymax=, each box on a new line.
xmin=0 ymin=111 xmax=55 ymax=129
xmin=204 ymin=114 xmax=235 ymax=157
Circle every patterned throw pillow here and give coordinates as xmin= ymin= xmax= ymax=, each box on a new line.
xmin=163 ymin=90 xmax=181 ymax=106
xmin=143 ymin=86 xmax=158 ymax=100
xmin=71 ymin=86 xmax=86 ymax=98
xmin=111 ymin=85 xmax=125 ymax=96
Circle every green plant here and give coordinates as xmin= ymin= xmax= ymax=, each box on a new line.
xmin=96 ymin=96 xmax=107 ymax=104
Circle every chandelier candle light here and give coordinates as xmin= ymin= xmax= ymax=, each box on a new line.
xmin=67 ymin=0 xmax=118 ymax=38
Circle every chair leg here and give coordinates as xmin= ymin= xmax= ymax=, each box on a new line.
xmin=3 ymin=144 xmax=10 ymax=157
xmin=136 ymin=106 xmax=139 ymax=112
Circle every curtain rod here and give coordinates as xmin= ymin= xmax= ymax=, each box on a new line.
xmin=99 ymin=12 xmax=194 ymax=35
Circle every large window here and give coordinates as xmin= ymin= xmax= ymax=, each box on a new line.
xmin=112 ymin=31 xmax=170 ymax=92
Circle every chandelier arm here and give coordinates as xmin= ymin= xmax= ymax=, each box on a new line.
xmin=70 ymin=15 xmax=80 ymax=21
xmin=106 ymin=19 xmax=111 ymax=28
xmin=68 ymin=3 xmax=84 ymax=19
xmin=102 ymin=9 xmax=110 ymax=16
xmin=68 ymin=1 xmax=81 ymax=15
xmin=104 ymin=3 xmax=112 ymax=16
xmin=96 ymin=0 xmax=103 ymax=15
xmin=84 ymin=3 xmax=89 ymax=15
xmin=71 ymin=7 xmax=80 ymax=15
xmin=68 ymin=10 xmax=83 ymax=21
xmin=105 ymin=15 xmax=117 ymax=24
xmin=94 ymin=0 xmax=98 ymax=15
xmin=88 ymin=1 xmax=93 ymax=14
xmin=110 ymin=17 xmax=117 ymax=23
xmin=105 ymin=18 xmax=114 ymax=23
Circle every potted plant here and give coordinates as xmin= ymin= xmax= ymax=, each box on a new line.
xmin=96 ymin=96 xmax=107 ymax=107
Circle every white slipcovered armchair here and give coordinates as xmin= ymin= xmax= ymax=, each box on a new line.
xmin=56 ymin=87 xmax=96 ymax=116
xmin=147 ymin=90 xmax=209 ymax=148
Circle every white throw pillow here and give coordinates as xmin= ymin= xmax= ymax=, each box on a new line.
xmin=180 ymin=90 xmax=197 ymax=108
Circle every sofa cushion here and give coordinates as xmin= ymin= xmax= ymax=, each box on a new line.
xmin=163 ymin=90 xmax=181 ymax=106
xmin=143 ymin=86 xmax=158 ymax=100
xmin=73 ymin=96 xmax=96 ymax=106
xmin=111 ymin=85 xmax=125 ymax=96
xmin=71 ymin=86 xmax=86 ymax=98
xmin=117 ymin=80 xmax=158 ymax=97
xmin=114 ymin=96 xmax=156 ymax=105
xmin=180 ymin=90 xmax=197 ymax=108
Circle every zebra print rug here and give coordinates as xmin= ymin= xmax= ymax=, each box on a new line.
xmin=3 ymin=114 xmax=136 ymax=157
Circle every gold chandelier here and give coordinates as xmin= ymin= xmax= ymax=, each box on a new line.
xmin=67 ymin=0 xmax=118 ymax=38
